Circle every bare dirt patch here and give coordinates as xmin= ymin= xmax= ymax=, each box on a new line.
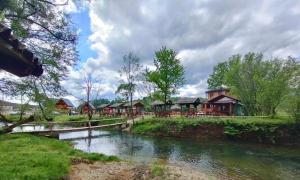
xmin=68 ymin=161 xmax=215 ymax=180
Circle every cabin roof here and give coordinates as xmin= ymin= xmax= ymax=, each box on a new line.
xmin=0 ymin=24 xmax=43 ymax=77
xmin=123 ymin=101 xmax=144 ymax=107
xmin=78 ymin=102 xmax=95 ymax=110
xmin=110 ymin=103 xmax=124 ymax=108
xmin=207 ymin=95 xmax=240 ymax=104
xmin=151 ymin=100 xmax=173 ymax=106
xmin=59 ymin=98 xmax=74 ymax=107
xmin=97 ymin=104 xmax=110 ymax=108
xmin=177 ymin=97 xmax=201 ymax=104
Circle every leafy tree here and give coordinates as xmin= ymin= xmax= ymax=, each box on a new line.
xmin=92 ymin=98 xmax=110 ymax=107
xmin=117 ymin=52 xmax=141 ymax=122
xmin=207 ymin=55 xmax=240 ymax=89
xmin=281 ymin=63 xmax=300 ymax=121
xmin=146 ymin=47 xmax=185 ymax=110
xmin=0 ymin=0 xmax=78 ymax=122
xmin=222 ymin=52 xmax=298 ymax=116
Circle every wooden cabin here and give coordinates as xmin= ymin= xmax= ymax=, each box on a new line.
xmin=177 ymin=97 xmax=201 ymax=116
xmin=110 ymin=103 xmax=125 ymax=116
xmin=78 ymin=102 xmax=96 ymax=114
xmin=97 ymin=104 xmax=111 ymax=116
xmin=152 ymin=100 xmax=173 ymax=117
xmin=123 ymin=101 xmax=144 ymax=116
xmin=202 ymin=88 xmax=243 ymax=116
xmin=55 ymin=98 xmax=74 ymax=111
xmin=0 ymin=24 xmax=43 ymax=77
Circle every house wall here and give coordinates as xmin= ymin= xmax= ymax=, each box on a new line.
xmin=207 ymin=90 xmax=229 ymax=100
xmin=56 ymin=100 xmax=71 ymax=110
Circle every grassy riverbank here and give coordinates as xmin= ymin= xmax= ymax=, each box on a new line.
xmin=132 ymin=116 xmax=300 ymax=145
xmin=0 ymin=134 xmax=119 ymax=179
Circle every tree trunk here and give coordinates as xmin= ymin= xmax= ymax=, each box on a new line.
xmin=38 ymin=102 xmax=53 ymax=121
xmin=1 ymin=115 xmax=35 ymax=134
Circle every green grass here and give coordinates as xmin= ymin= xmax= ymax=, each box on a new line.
xmin=150 ymin=160 xmax=167 ymax=177
xmin=132 ymin=116 xmax=298 ymax=135
xmin=0 ymin=134 xmax=119 ymax=180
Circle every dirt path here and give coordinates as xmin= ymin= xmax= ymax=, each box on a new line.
xmin=68 ymin=161 xmax=215 ymax=180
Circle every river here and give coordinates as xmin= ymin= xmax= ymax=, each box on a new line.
xmin=59 ymin=129 xmax=300 ymax=180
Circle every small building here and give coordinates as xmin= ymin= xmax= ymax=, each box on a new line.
xmin=202 ymin=88 xmax=243 ymax=116
xmin=97 ymin=104 xmax=111 ymax=116
xmin=151 ymin=100 xmax=173 ymax=117
xmin=55 ymin=98 xmax=74 ymax=110
xmin=177 ymin=97 xmax=201 ymax=116
xmin=78 ymin=102 xmax=96 ymax=114
xmin=123 ymin=101 xmax=144 ymax=116
xmin=110 ymin=103 xmax=125 ymax=116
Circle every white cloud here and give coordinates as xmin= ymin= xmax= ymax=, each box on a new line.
xmin=63 ymin=0 xmax=300 ymax=100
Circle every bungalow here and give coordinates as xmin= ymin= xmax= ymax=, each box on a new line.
xmin=97 ymin=104 xmax=111 ymax=116
xmin=202 ymin=88 xmax=243 ymax=116
xmin=110 ymin=103 xmax=125 ymax=116
xmin=55 ymin=98 xmax=74 ymax=110
xmin=78 ymin=102 xmax=96 ymax=114
xmin=151 ymin=100 xmax=173 ymax=117
xmin=177 ymin=97 xmax=201 ymax=116
xmin=123 ymin=101 xmax=144 ymax=116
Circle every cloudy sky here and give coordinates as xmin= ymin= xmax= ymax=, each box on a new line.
xmin=62 ymin=0 xmax=300 ymax=101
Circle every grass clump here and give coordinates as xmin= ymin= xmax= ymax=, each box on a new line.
xmin=150 ymin=160 xmax=167 ymax=178
xmin=0 ymin=134 xmax=119 ymax=180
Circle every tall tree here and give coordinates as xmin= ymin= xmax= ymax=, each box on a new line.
xmin=0 ymin=0 xmax=78 ymax=121
xmin=117 ymin=52 xmax=141 ymax=123
xmin=78 ymin=73 xmax=100 ymax=121
xmin=207 ymin=55 xmax=240 ymax=89
xmin=146 ymin=46 xmax=185 ymax=110
xmin=221 ymin=52 xmax=298 ymax=116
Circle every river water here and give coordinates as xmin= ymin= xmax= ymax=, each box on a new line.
xmin=59 ymin=129 xmax=300 ymax=180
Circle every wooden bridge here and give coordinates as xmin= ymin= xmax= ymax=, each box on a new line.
xmin=11 ymin=118 xmax=128 ymax=137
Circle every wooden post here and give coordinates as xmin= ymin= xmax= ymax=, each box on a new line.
xmin=229 ymin=103 xmax=232 ymax=116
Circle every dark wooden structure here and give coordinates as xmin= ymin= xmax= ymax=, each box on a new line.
xmin=152 ymin=100 xmax=173 ymax=117
xmin=123 ymin=101 xmax=144 ymax=116
xmin=97 ymin=104 xmax=111 ymax=116
xmin=203 ymin=95 xmax=242 ymax=116
xmin=78 ymin=102 xmax=96 ymax=114
xmin=55 ymin=98 xmax=74 ymax=110
xmin=110 ymin=103 xmax=125 ymax=116
xmin=0 ymin=24 xmax=43 ymax=77
xmin=202 ymin=88 xmax=243 ymax=116
xmin=177 ymin=97 xmax=201 ymax=116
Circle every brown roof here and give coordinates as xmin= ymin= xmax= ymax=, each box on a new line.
xmin=207 ymin=95 xmax=240 ymax=104
xmin=110 ymin=103 xmax=124 ymax=108
xmin=123 ymin=101 xmax=144 ymax=107
xmin=177 ymin=97 xmax=201 ymax=104
xmin=151 ymin=100 xmax=173 ymax=106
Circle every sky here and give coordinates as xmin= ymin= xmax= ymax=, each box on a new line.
xmin=51 ymin=0 xmax=300 ymax=102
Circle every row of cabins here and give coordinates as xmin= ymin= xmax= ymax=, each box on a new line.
xmin=54 ymin=88 xmax=243 ymax=117
xmin=97 ymin=101 xmax=144 ymax=116
xmin=55 ymin=98 xmax=145 ymax=116
xmin=152 ymin=88 xmax=243 ymax=116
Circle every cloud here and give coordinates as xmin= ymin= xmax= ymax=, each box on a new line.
xmin=64 ymin=0 xmax=300 ymax=99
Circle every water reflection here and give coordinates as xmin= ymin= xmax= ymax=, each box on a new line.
xmin=60 ymin=130 xmax=300 ymax=179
